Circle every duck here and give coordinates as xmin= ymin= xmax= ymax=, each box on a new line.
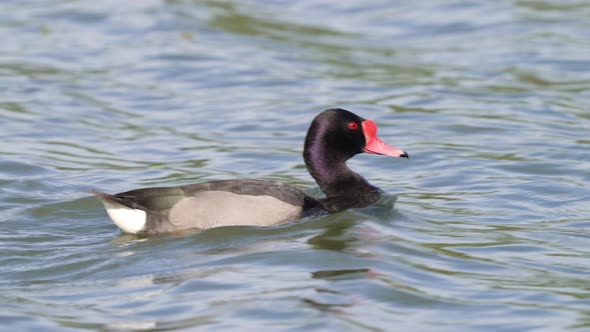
xmin=91 ymin=108 xmax=408 ymax=235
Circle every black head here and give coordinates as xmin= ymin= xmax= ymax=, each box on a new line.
xmin=303 ymin=108 xmax=408 ymax=209
xmin=304 ymin=108 xmax=408 ymax=162
xmin=304 ymin=108 xmax=367 ymax=162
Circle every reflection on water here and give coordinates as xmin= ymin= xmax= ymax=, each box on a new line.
xmin=1 ymin=0 xmax=590 ymax=331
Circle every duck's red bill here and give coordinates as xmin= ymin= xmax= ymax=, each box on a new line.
xmin=361 ymin=120 xmax=409 ymax=158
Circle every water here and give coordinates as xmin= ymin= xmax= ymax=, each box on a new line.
xmin=1 ymin=0 xmax=589 ymax=330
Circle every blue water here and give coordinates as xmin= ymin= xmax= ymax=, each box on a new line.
xmin=1 ymin=1 xmax=590 ymax=331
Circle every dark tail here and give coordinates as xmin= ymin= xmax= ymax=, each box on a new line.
xmin=89 ymin=190 xmax=136 ymax=209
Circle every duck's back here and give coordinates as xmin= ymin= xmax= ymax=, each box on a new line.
xmin=93 ymin=179 xmax=318 ymax=235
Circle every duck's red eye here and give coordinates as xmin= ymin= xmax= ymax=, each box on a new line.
xmin=348 ymin=122 xmax=358 ymax=130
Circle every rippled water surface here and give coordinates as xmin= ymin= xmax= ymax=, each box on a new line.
xmin=1 ymin=1 xmax=590 ymax=331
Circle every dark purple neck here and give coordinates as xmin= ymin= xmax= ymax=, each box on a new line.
xmin=303 ymin=139 xmax=381 ymax=212
xmin=304 ymin=144 xmax=351 ymax=195
xmin=302 ymin=113 xmax=384 ymax=212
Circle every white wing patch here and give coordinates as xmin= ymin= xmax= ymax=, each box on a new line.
xmin=102 ymin=201 xmax=146 ymax=234
xmin=169 ymin=191 xmax=303 ymax=229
